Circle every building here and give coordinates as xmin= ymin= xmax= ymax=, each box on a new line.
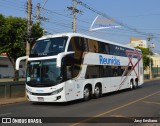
xmin=127 ymin=38 xmax=160 ymax=78
xmin=128 ymin=38 xmax=148 ymax=48
xmin=0 ymin=53 xmax=26 ymax=78
xmin=151 ymin=53 xmax=160 ymax=67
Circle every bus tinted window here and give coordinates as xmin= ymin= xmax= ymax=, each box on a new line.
xmin=85 ymin=65 xmax=100 ymax=79
xmin=31 ymin=37 xmax=68 ymax=57
xmin=88 ymin=39 xmax=99 ymax=53
xmin=109 ymin=44 xmax=128 ymax=57
xmin=99 ymin=42 xmax=110 ymax=54
xmin=63 ymin=54 xmax=81 ymax=80
xmin=68 ymin=36 xmax=136 ymax=58
xmin=68 ymin=37 xmax=88 ymax=52
xmin=85 ymin=65 xmax=129 ymax=79
xmin=68 ymin=37 xmax=88 ymax=64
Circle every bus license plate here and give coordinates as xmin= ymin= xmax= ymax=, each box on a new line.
xmin=38 ymin=97 xmax=44 ymax=102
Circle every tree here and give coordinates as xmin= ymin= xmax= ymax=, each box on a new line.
xmin=135 ymin=46 xmax=153 ymax=70
xmin=0 ymin=14 xmax=43 ymax=81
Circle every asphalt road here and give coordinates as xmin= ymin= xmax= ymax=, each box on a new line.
xmin=0 ymin=80 xmax=160 ymax=126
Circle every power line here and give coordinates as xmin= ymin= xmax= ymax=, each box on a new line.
xmin=77 ymin=0 xmax=149 ymax=36
xmin=0 ymin=1 xmax=25 ymax=12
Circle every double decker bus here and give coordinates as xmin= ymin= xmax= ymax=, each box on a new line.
xmin=16 ymin=33 xmax=143 ymax=102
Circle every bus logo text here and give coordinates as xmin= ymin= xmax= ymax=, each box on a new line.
xmin=99 ymin=55 xmax=120 ymax=65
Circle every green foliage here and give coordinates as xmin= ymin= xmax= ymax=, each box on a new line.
xmin=135 ymin=46 xmax=153 ymax=70
xmin=0 ymin=14 xmax=43 ymax=80
xmin=0 ymin=15 xmax=26 ymax=59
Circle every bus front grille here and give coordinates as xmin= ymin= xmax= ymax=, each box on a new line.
xmin=31 ymin=92 xmax=52 ymax=96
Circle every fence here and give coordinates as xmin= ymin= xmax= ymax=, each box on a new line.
xmin=0 ymin=81 xmax=25 ymax=99
xmin=144 ymin=67 xmax=160 ymax=80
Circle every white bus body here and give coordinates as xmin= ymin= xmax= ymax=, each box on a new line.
xmin=16 ymin=33 xmax=143 ymax=102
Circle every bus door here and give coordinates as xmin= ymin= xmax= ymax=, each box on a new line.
xmin=65 ymin=80 xmax=75 ymax=101
xmin=65 ymin=65 xmax=76 ymax=101
xmin=65 ymin=64 xmax=82 ymax=101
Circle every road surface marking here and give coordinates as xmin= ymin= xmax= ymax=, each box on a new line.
xmin=0 ymin=113 xmax=11 ymax=116
xmin=143 ymin=101 xmax=160 ymax=105
xmin=70 ymin=90 xmax=160 ymax=126
xmin=110 ymin=115 xmax=134 ymax=121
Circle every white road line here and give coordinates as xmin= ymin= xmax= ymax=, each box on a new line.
xmin=0 ymin=113 xmax=12 ymax=116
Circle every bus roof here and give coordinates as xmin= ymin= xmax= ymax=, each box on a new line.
xmin=38 ymin=32 xmax=141 ymax=52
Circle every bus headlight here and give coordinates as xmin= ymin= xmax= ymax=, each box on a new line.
xmin=26 ymin=89 xmax=32 ymax=95
xmin=51 ymin=87 xmax=63 ymax=95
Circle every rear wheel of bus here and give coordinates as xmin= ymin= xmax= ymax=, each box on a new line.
xmin=130 ymin=80 xmax=134 ymax=90
xmin=94 ymin=84 xmax=102 ymax=99
xmin=83 ymin=85 xmax=91 ymax=101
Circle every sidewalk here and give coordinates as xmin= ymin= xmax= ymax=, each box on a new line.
xmin=0 ymin=97 xmax=27 ymax=105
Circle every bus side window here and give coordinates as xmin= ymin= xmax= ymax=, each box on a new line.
xmin=85 ymin=65 xmax=100 ymax=79
xmin=88 ymin=39 xmax=99 ymax=53
xmin=68 ymin=37 xmax=88 ymax=52
xmin=68 ymin=37 xmax=88 ymax=63
xmin=72 ymin=65 xmax=81 ymax=78
xmin=99 ymin=42 xmax=106 ymax=54
xmin=105 ymin=44 xmax=110 ymax=54
xmin=124 ymin=66 xmax=132 ymax=76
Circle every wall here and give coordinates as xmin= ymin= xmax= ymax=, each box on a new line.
xmin=0 ymin=81 xmax=25 ymax=98
xmin=0 ymin=57 xmax=26 ymax=78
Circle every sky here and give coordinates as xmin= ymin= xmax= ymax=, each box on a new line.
xmin=0 ymin=0 xmax=160 ymax=53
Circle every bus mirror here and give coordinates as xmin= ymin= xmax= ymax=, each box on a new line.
xmin=57 ymin=51 xmax=74 ymax=67
xmin=16 ymin=56 xmax=28 ymax=70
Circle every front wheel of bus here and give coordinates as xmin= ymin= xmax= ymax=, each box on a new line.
xmin=83 ymin=86 xmax=91 ymax=101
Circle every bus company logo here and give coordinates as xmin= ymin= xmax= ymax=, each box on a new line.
xmin=36 ymin=89 xmax=44 ymax=93
xmin=2 ymin=118 xmax=11 ymax=123
xmin=99 ymin=55 xmax=120 ymax=65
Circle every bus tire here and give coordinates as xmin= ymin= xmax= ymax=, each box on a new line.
xmin=135 ymin=80 xmax=138 ymax=89
xmin=130 ymin=80 xmax=134 ymax=90
xmin=83 ymin=86 xmax=91 ymax=101
xmin=94 ymin=85 xmax=102 ymax=99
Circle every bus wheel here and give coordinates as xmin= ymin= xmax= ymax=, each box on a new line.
xmin=83 ymin=86 xmax=91 ymax=101
xmin=135 ymin=81 xmax=138 ymax=89
xmin=94 ymin=85 xmax=101 ymax=99
xmin=130 ymin=81 xmax=134 ymax=90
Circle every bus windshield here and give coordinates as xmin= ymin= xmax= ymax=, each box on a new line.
xmin=30 ymin=37 xmax=68 ymax=57
xmin=26 ymin=59 xmax=61 ymax=87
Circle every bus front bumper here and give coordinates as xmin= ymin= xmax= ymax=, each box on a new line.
xmin=27 ymin=93 xmax=66 ymax=102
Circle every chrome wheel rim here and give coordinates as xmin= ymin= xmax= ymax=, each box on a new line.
xmin=94 ymin=86 xmax=100 ymax=96
xmin=84 ymin=88 xmax=89 ymax=99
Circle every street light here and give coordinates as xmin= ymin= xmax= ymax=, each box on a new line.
xmin=149 ymin=43 xmax=155 ymax=80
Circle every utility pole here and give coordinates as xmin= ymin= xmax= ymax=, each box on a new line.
xmin=148 ymin=35 xmax=152 ymax=80
xmin=148 ymin=34 xmax=154 ymax=80
xmin=73 ymin=0 xmax=76 ymax=33
xmin=36 ymin=3 xmax=48 ymax=25
xmin=26 ymin=0 xmax=32 ymax=57
xmin=67 ymin=0 xmax=82 ymax=33
xmin=36 ymin=3 xmax=40 ymax=23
